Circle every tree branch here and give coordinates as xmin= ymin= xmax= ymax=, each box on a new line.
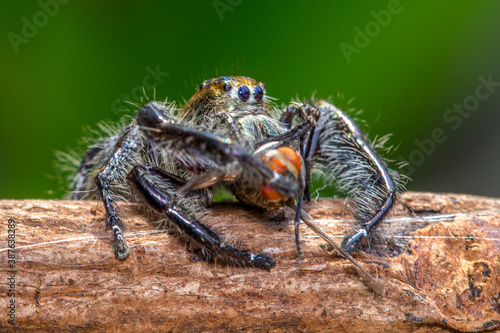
xmin=0 ymin=192 xmax=499 ymax=332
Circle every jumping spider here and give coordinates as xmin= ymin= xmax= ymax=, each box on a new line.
xmin=63 ymin=76 xmax=404 ymax=271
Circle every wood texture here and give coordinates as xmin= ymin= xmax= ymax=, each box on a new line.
xmin=0 ymin=192 xmax=499 ymax=332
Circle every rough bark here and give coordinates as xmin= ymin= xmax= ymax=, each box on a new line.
xmin=0 ymin=192 xmax=499 ymax=332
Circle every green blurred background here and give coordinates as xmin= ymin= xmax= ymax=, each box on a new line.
xmin=1 ymin=0 xmax=499 ymax=199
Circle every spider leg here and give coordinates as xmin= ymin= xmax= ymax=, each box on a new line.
xmin=293 ymin=131 xmax=308 ymax=259
xmin=302 ymin=118 xmax=317 ymax=203
xmin=310 ymin=100 xmax=397 ymax=252
xmin=93 ymin=126 xmax=140 ymax=260
xmin=292 ymin=189 xmax=305 ymax=259
xmin=127 ymin=164 xmax=276 ymax=270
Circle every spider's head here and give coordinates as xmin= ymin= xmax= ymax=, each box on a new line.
xmin=181 ymin=76 xmax=269 ymax=119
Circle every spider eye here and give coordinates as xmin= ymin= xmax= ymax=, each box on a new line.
xmin=223 ymin=83 xmax=232 ymax=92
xmin=238 ymin=86 xmax=250 ymax=102
xmin=198 ymin=82 xmax=206 ymax=90
xmin=254 ymin=86 xmax=264 ymax=101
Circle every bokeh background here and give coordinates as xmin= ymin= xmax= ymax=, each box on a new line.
xmin=1 ymin=0 xmax=499 ymax=199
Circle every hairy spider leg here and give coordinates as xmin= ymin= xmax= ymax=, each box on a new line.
xmin=311 ymin=101 xmax=397 ymax=252
xmin=93 ymin=126 xmax=141 ymax=260
xmin=127 ymin=165 xmax=276 ymax=270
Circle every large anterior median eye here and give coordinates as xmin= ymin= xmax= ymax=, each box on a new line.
xmin=238 ymin=85 xmax=250 ymax=102
xmin=254 ymin=86 xmax=263 ymax=101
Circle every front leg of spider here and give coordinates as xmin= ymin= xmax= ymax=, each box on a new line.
xmin=126 ymin=164 xmax=276 ymax=270
xmin=311 ymin=100 xmax=398 ymax=252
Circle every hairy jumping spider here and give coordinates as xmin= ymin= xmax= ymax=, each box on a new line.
xmin=61 ymin=76 xmax=405 ymax=271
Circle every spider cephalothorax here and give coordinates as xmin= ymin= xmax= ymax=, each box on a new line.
xmin=61 ymin=76 xmax=405 ymax=271
xmin=181 ymin=76 xmax=269 ymax=120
